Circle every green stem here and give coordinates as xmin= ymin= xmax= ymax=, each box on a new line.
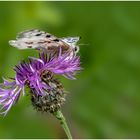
xmin=54 ymin=110 xmax=72 ymax=139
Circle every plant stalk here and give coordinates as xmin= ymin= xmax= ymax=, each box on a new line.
xmin=54 ymin=110 xmax=72 ymax=139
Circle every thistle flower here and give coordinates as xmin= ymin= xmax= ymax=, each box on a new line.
xmin=0 ymin=49 xmax=81 ymax=115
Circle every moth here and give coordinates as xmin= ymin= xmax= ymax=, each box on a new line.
xmin=9 ymin=29 xmax=80 ymax=54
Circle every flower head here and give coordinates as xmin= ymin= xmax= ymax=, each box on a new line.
xmin=0 ymin=49 xmax=81 ymax=115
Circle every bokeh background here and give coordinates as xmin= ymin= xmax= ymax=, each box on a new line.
xmin=0 ymin=1 xmax=140 ymax=139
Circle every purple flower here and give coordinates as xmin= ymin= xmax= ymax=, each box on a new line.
xmin=0 ymin=49 xmax=81 ymax=115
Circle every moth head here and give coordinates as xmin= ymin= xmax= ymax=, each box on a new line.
xmin=74 ymin=45 xmax=79 ymax=54
xmin=62 ymin=37 xmax=80 ymax=54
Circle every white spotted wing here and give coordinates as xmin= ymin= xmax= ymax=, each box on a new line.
xmin=9 ymin=29 xmax=80 ymax=54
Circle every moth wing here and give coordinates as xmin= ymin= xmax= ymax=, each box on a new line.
xmin=61 ymin=37 xmax=80 ymax=46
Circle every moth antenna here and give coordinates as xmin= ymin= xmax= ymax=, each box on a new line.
xmin=78 ymin=43 xmax=89 ymax=46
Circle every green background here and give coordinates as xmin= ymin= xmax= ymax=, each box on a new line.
xmin=0 ymin=1 xmax=140 ymax=138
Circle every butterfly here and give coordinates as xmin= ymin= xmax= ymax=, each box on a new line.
xmin=9 ymin=29 xmax=80 ymax=54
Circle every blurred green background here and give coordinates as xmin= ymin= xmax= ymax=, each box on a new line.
xmin=0 ymin=1 xmax=140 ymax=139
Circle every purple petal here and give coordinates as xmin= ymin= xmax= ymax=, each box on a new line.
xmin=0 ymin=79 xmax=23 ymax=115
